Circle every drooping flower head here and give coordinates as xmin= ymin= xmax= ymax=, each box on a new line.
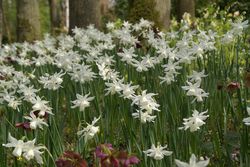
xmin=226 ymin=82 xmax=240 ymax=92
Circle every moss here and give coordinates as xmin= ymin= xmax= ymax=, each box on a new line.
xmin=2 ymin=0 xmax=17 ymax=42
xmin=127 ymin=0 xmax=161 ymax=28
xmin=17 ymin=18 xmax=33 ymax=41
xmin=17 ymin=16 xmax=41 ymax=42
xmin=39 ymin=0 xmax=50 ymax=35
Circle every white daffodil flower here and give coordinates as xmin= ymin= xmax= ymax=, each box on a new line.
xmin=24 ymin=112 xmax=48 ymax=130
xmin=77 ymin=116 xmax=101 ymax=142
xmin=71 ymin=93 xmax=94 ymax=112
xmin=179 ymin=110 xmax=209 ymax=132
xmin=132 ymin=110 xmax=156 ymax=123
xmin=2 ymin=133 xmax=25 ymax=157
xmin=182 ymin=81 xmax=209 ymax=103
xmin=188 ymin=70 xmax=207 ymax=84
xmin=31 ymin=96 xmax=53 ymax=116
xmin=143 ymin=144 xmax=172 ymax=160
xmin=243 ymin=107 xmax=250 ymax=125
xmin=132 ymin=90 xmax=160 ymax=113
xmin=175 ymin=154 xmax=210 ymax=167
xmin=2 ymin=134 xmax=46 ymax=164
xmin=39 ymin=71 xmax=65 ymax=90
xmin=105 ymin=79 xmax=124 ymax=96
xmin=120 ymin=82 xmax=139 ymax=99
xmin=23 ymin=139 xmax=46 ymax=164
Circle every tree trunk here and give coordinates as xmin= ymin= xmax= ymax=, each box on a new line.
xmin=65 ymin=0 xmax=69 ymax=29
xmin=177 ymin=0 xmax=195 ymax=20
xmin=48 ymin=0 xmax=60 ymax=34
xmin=100 ymin=0 xmax=109 ymax=15
xmin=61 ymin=0 xmax=69 ymax=31
xmin=0 ymin=0 xmax=2 ymax=45
xmin=2 ymin=0 xmax=13 ymax=42
xmin=154 ymin=0 xmax=171 ymax=29
xmin=69 ymin=0 xmax=101 ymax=32
xmin=16 ymin=0 xmax=41 ymax=42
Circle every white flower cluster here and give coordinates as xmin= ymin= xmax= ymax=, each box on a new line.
xmin=179 ymin=109 xmax=209 ymax=132
xmin=132 ymin=90 xmax=160 ymax=123
xmin=221 ymin=19 xmax=249 ymax=44
xmin=2 ymin=133 xmax=46 ymax=164
xmin=158 ymin=28 xmax=216 ymax=85
xmin=182 ymin=70 xmax=209 ymax=103
xmin=180 ymin=70 xmax=209 ymax=132
xmin=143 ymin=143 xmax=210 ymax=166
xmin=0 ymin=18 xmax=248 ymax=165
xmin=69 ymin=63 xmax=96 ymax=83
xmin=39 ymin=71 xmax=65 ymax=90
xmin=97 ymin=61 xmax=160 ymax=123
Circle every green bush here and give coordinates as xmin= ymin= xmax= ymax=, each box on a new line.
xmin=128 ymin=0 xmax=161 ymax=28
xmin=114 ymin=0 xmax=130 ymax=20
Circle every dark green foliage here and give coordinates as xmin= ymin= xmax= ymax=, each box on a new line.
xmin=127 ymin=0 xmax=161 ymax=28
xmin=39 ymin=0 xmax=50 ymax=35
xmin=114 ymin=0 xmax=130 ymax=20
xmin=2 ymin=0 xmax=16 ymax=42
xmin=196 ymin=0 xmax=250 ymax=18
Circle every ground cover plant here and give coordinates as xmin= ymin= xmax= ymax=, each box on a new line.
xmin=0 ymin=13 xmax=250 ymax=167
